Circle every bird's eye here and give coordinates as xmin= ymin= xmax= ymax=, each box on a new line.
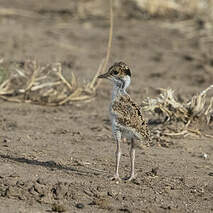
xmin=113 ymin=70 xmax=119 ymax=75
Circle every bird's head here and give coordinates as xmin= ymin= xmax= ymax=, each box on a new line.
xmin=98 ymin=61 xmax=131 ymax=90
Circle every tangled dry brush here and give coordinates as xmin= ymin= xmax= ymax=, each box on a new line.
xmin=0 ymin=60 xmax=103 ymax=105
xmin=143 ymin=87 xmax=213 ymax=138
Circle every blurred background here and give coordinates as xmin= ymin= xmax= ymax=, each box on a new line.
xmin=0 ymin=0 xmax=213 ymax=93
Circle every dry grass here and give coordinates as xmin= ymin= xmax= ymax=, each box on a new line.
xmin=0 ymin=1 xmax=212 ymax=19
xmin=0 ymin=0 xmax=113 ymax=106
xmin=0 ymin=61 xmax=100 ymax=105
xmin=143 ymin=86 xmax=213 ymax=138
xmin=135 ymin=0 xmax=213 ymax=17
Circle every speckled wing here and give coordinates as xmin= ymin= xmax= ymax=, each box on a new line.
xmin=112 ymin=94 xmax=151 ymax=141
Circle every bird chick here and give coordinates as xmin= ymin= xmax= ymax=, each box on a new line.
xmin=98 ymin=61 xmax=151 ymax=181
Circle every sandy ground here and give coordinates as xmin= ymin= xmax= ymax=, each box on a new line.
xmin=0 ymin=1 xmax=213 ymax=212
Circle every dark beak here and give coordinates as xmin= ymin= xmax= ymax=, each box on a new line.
xmin=98 ymin=72 xmax=110 ymax=79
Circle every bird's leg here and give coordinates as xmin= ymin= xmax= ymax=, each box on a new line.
xmin=111 ymin=130 xmax=122 ymax=181
xmin=115 ymin=137 xmax=121 ymax=178
xmin=128 ymin=138 xmax=136 ymax=181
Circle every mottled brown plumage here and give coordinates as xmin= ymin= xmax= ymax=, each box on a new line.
xmin=112 ymin=94 xmax=150 ymax=142
xmin=98 ymin=61 xmax=151 ymax=181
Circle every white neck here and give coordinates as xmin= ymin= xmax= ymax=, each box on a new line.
xmin=112 ymin=75 xmax=131 ymax=101
xmin=122 ymin=75 xmax=131 ymax=91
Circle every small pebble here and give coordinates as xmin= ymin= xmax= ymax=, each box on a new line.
xmin=199 ymin=153 xmax=208 ymax=159
xmin=52 ymin=203 xmax=66 ymax=212
xmin=203 ymin=153 xmax=208 ymax=159
xmin=76 ymin=203 xmax=84 ymax=209
xmin=208 ymin=172 xmax=213 ymax=177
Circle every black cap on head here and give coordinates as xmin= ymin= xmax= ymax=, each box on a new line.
xmin=118 ymin=61 xmax=131 ymax=77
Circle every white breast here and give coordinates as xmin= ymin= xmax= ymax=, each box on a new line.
xmin=109 ymin=76 xmax=132 ymax=138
